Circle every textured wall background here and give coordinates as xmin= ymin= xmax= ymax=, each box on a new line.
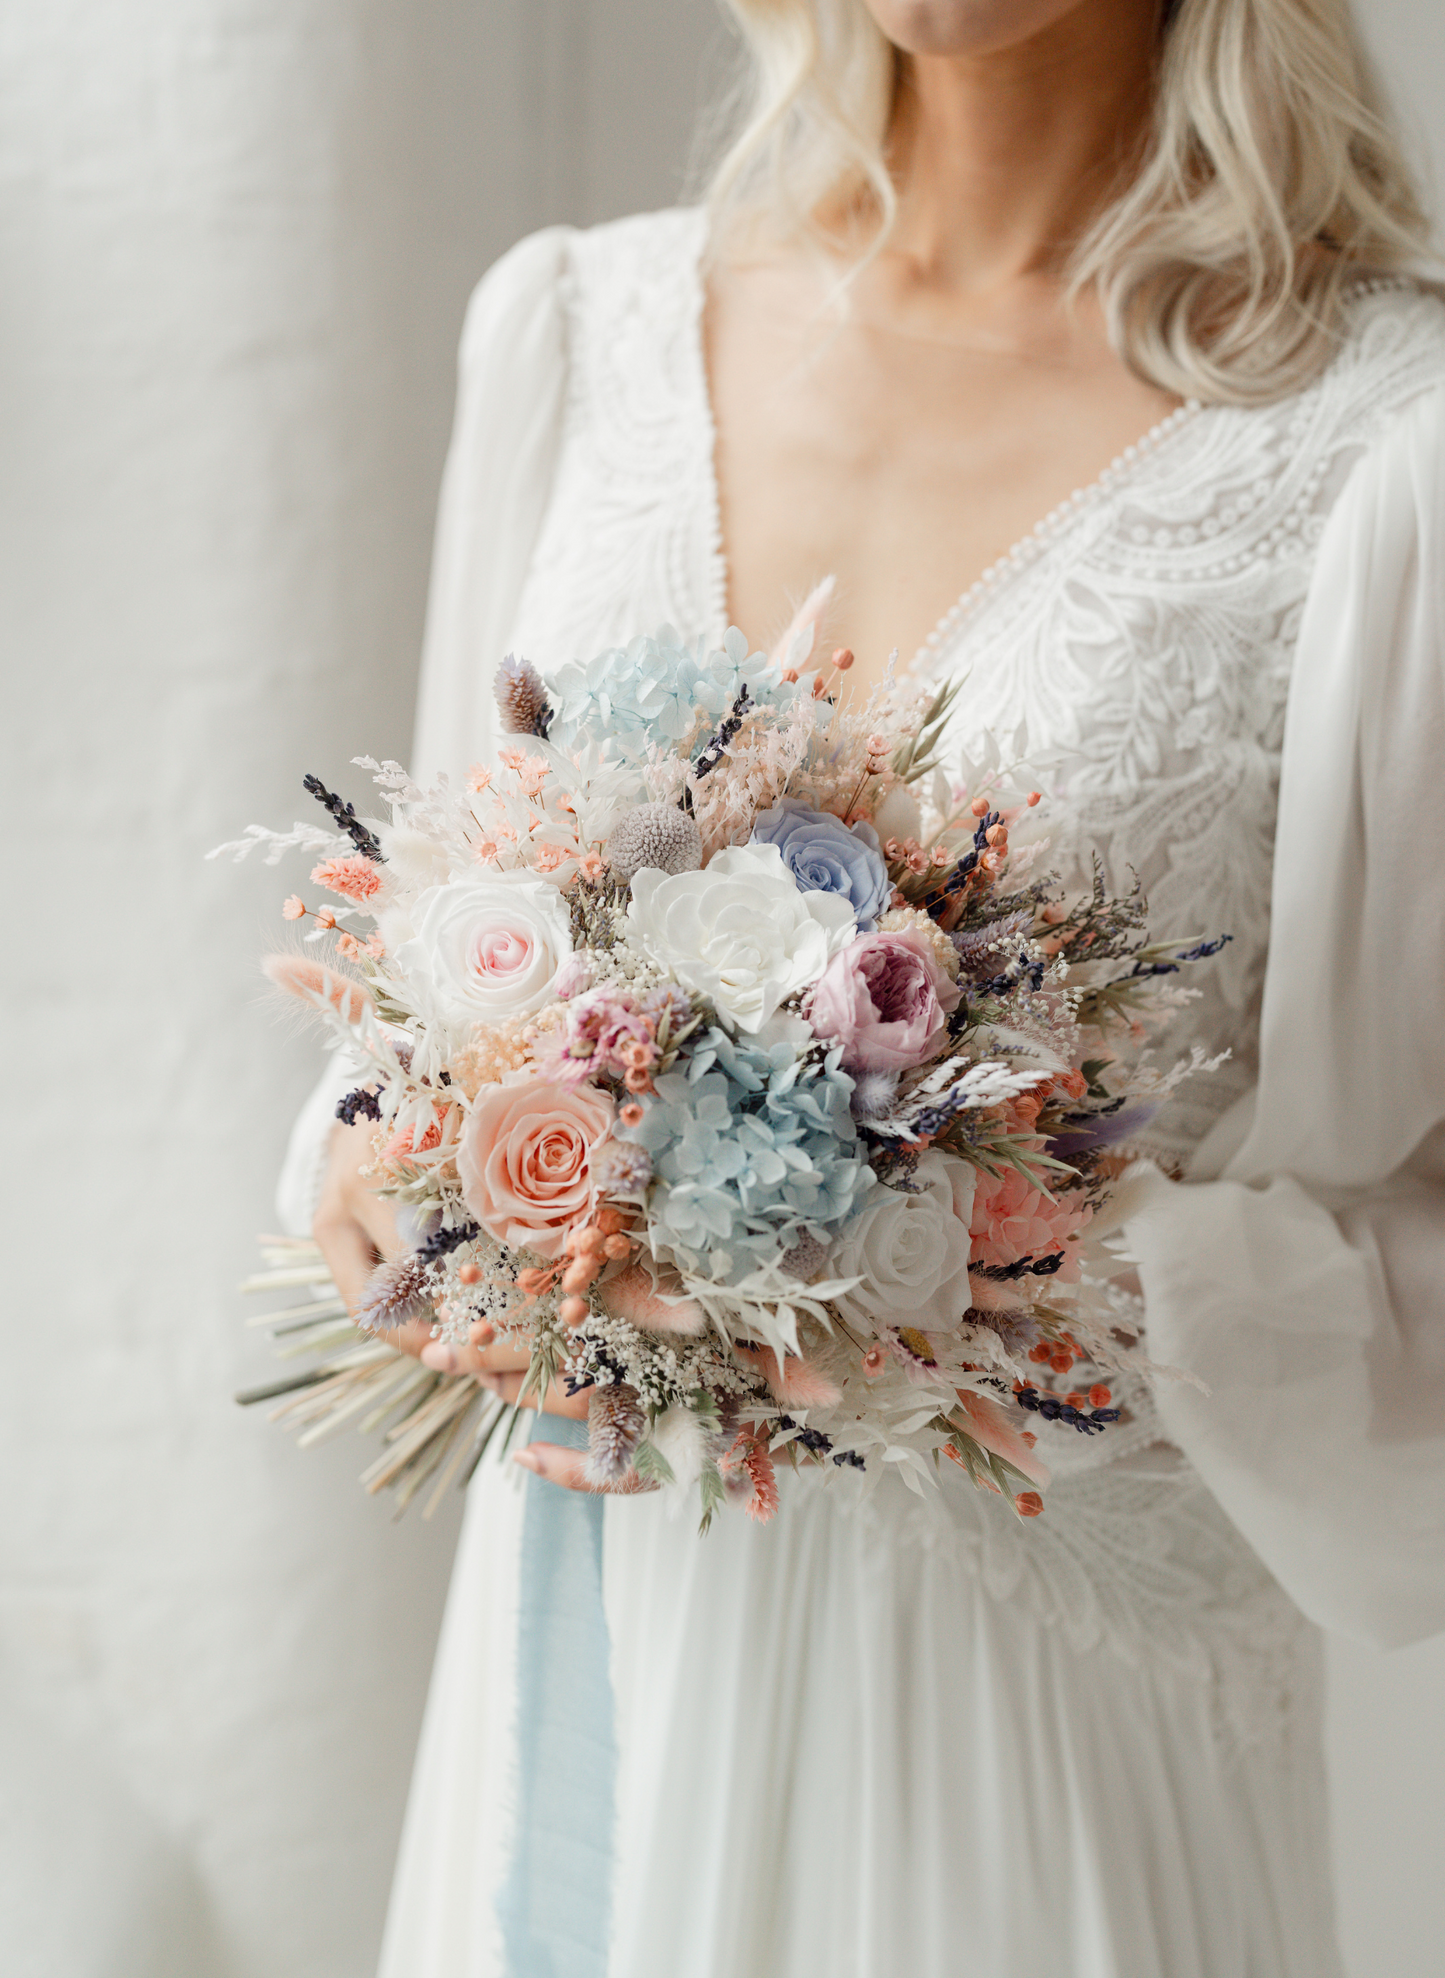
xmin=1 ymin=4 xmax=1440 ymax=1974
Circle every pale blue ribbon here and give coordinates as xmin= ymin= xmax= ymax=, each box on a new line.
xmin=496 ymin=1414 xmax=615 ymax=1977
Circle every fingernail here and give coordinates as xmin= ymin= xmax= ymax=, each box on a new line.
xmin=512 ymin=1448 xmax=541 ymax=1474
xmin=421 ymin=1342 xmax=457 ymax=1373
xmin=469 ymin=1320 xmax=496 ymax=1347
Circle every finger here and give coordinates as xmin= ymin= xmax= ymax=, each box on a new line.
xmin=386 ymin=1314 xmax=436 ymax=1361
xmin=313 ymin=1212 xmax=380 ymax=1316
xmin=512 ymin=1443 xmax=656 ymax=1494
xmin=352 ymin=1187 xmax=402 ymax=1263
xmin=477 ymin=1370 xmax=589 ymax=1420
xmin=419 ymin=1338 xmax=531 ymax=1378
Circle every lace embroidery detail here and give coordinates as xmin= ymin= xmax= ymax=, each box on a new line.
xmin=500 ymin=211 xmax=1445 ymax=1690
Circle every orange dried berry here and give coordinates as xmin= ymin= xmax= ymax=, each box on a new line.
xmin=1028 ymin=1344 xmax=1052 ymax=1364
xmin=558 ymin=1295 xmax=589 ymax=1327
xmin=1089 ymin=1384 xmax=1113 ymax=1409
xmin=1050 ymin=1353 xmax=1073 ymax=1375
xmin=457 ymin=1262 xmax=481 ymax=1285
xmin=561 ymin=1260 xmax=597 ymax=1295
xmin=1015 ymin=1492 xmax=1045 ymax=1518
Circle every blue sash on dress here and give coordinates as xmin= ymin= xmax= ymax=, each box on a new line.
xmin=497 ymin=1415 xmax=615 ymax=1976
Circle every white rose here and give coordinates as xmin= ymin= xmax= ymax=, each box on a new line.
xmin=395 ymin=870 xmax=573 ymax=1029
xmin=830 ymin=1149 xmax=976 ymax=1334
xmin=627 ymin=842 xmax=855 ymax=1034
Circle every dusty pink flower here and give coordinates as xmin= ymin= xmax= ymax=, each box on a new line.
xmin=457 ymin=1076 xmax=614 ymax=1260
xmin=314 ymin=906 xmax=337 ymax=930
xmin=466 ymin=763 xmax=493 ymax=793
xmin=310 ymin=855 xmax=382 ymax=902
xmin=969 ymin=1168 xmax=1091 ymax=1282
xmin=806 ymin=928 xmax=961 ymax=1071
xmin=334 ymin=930 xmax=362 ymax=960
xmin=281 ymin=895 xmax=306 ymax=921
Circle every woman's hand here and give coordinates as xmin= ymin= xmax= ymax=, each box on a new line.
xmin=313 ymin=1120 xmax=647 ymax=1491
xmin=420 ymin=1322 xmax=654 ymax=1496
xmin=313 ymin=1117 xmax=404 ymax=1314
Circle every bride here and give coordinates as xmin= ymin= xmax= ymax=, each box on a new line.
xmin=286 ymin=1 xmax=1445 ymax=1972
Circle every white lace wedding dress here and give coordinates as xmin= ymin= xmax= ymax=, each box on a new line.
xmin=279 ymin=207 xmax=1445 ymax=1978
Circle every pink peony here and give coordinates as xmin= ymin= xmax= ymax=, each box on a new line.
xmin=457 ymin=1076 xmax=614 ymax=1260
xmin=968 ymin=1168 xmax=1091 ymax=1284
xmin=806 ymin=928 xmax=961 ymax=1071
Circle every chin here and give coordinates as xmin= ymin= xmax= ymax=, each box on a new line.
xmin=870 ymin=0 xmax=1086 ymax=59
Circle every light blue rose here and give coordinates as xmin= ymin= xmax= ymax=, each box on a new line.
xmin=751 ymin=797 xmax=891 ymax=931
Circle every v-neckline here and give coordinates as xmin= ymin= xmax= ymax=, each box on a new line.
xmin=682 ymin=212 xmax=1204 ymax=674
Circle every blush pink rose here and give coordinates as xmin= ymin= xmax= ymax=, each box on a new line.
xmin=968 ymin=1167 xmax=1092 ymax=1286
xmin=806 ymin=928 xmax=961 ymax=1071
xmin=457 ymin=1076 xmax=614 ymax=1259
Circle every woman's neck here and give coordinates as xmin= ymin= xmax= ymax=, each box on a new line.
xmin=886 ymin=0 xmax=1161 ymax=295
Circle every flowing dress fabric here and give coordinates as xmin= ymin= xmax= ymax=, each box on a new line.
xmin=275 ymin=209 xmax=1445 ymax=1978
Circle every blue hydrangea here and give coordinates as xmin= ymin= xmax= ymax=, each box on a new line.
xmin=751 ymin=797 xmax=891 ymax=930
xmin=615 ymin=1026 xmax=874 ymax=1275
xmin=546 ymin=625 xmax=808 ymax=763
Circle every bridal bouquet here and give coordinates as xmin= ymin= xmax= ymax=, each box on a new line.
xmin=218 ymin=621 xmax=1220 ymax=1525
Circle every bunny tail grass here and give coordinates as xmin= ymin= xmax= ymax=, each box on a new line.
xmin=261 ymin=953 xmax=374 ymax=1024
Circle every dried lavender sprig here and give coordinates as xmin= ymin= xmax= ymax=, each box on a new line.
xmin=302 ymin=774 xmax=385 ymax=861
xmin=336 ymin=1085 xmax=383 ymax=1126
xmin=414 ymin=1219 xmax=481 ymax=1266
xmin=691 ymin=686 xmax=751 ymax=780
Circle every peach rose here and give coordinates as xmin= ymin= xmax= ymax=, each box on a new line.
xmin=457 ymin=1075 xmax=614 ymax=1259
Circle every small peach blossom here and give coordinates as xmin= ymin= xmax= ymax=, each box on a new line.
xmin=466 ymin=764 xmax=493 ymax=793
xmin=334 ymin=931 xmax=362 ymax=960
xmin=281 ymin=895 xmax=306 ymax=920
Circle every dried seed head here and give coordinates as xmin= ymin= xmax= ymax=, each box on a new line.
xmin=585 ymin=1382 xmax=645 ymax=1486
xmin=493 ymin=653 xmax=553 ymax=738
xmin=355 ymin=1254 xmax=432 ymax=1333
xmin=605 ymin=802 xmax=704 ymax=886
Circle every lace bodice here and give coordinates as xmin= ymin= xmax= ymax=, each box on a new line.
xmin=510 ymin=207 xmax=1445 ymax=1168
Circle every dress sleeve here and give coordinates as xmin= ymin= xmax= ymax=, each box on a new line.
xmin=272 ymin=227 xmax=573 ymax=1236
xmin=412 ymin=225 xmax=574 ymax=783
xmin=1126 ymin=380 xmax=1445 ymax=1649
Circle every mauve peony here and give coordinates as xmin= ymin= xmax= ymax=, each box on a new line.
xmin=395 ymin=870 xmax=573 ymax=1031
xmin=626 ymin=842 xmax=855 ymax=1034
xmin=750 ymin=797 xmax=890 ymax=929
xmin=806 ymin=928 xmax=961 ymax=1071
xmin=457 ymin=1076 xmax=614 ymax=1259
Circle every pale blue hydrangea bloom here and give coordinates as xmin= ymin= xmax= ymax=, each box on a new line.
xmin=546 ymin=625 xmax=807 ymax=762
xmin=615 ymin=1026 xmax=873 ymax=1275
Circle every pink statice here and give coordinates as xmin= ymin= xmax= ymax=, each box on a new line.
xmin=969 ymin=1168 xmax=1092 ymax=1284
xmin=310 ymin=855 xmax=382 ymax=902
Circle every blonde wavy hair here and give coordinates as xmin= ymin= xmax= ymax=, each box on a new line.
xmin=706 ymin=0 xmax=1436 ymax=403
